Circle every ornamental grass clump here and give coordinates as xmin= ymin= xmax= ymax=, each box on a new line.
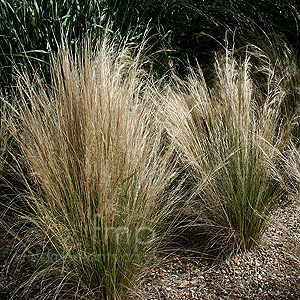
xmin=161 ymin=47 xmax=284 ymax=252
xmin=11 ymin=37 xmax=179 ymax=300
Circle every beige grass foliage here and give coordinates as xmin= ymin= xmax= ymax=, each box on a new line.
xmin=160 ymin=46 xmax=284 ymax=251
xmin=11 ymin=37 xmax=180 ymax=300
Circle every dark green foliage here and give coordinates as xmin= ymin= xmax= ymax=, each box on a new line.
xmin=147 ymin=0 xmax=300 ymax=71
xmin=0 ymin=0 xmax=156 ymax=90
xmin=0 ymin=0 xmax=299 ymax=90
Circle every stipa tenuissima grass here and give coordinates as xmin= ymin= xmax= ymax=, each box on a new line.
xmin=161 ymin=46 xmax=285 ymax=252
xmin=11 ymin=37 xmax=180 ymax=300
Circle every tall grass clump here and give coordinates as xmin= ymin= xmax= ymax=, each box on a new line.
xmin=161 ymin=47 xmax=284 ymax=252
xmin=10 ymin=37 xmax=179 ymax=299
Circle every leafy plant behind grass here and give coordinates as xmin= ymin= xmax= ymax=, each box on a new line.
xmin=0 ymin=0 xmax=159 ymax=90
xmin=11 ymin=36 xmax=180 ymax=300
xmin=161 ymin=46 xmax=284 ymax=252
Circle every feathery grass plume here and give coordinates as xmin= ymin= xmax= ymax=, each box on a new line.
xmin=11 ymin=36 xmax=180 ymax=299
xmin=161 ymin=45 xmax=284 ymax=252
xmin=246 ymin=38 xmax=300 ymax=144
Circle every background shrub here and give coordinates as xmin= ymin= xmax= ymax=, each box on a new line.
xmin=1 ymin=0 xmax=299 ymax=90
xmin=0 ymin=0 xmax=163 ymax=90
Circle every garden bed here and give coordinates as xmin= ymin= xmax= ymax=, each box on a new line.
xmin=1 ymin=201 xmax=300 ymax=299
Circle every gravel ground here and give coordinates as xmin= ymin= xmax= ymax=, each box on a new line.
xmin=130 ymin=201 xmax=300 ymax=300
xmin=1 ymin=201 xmax=300 ymax=299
